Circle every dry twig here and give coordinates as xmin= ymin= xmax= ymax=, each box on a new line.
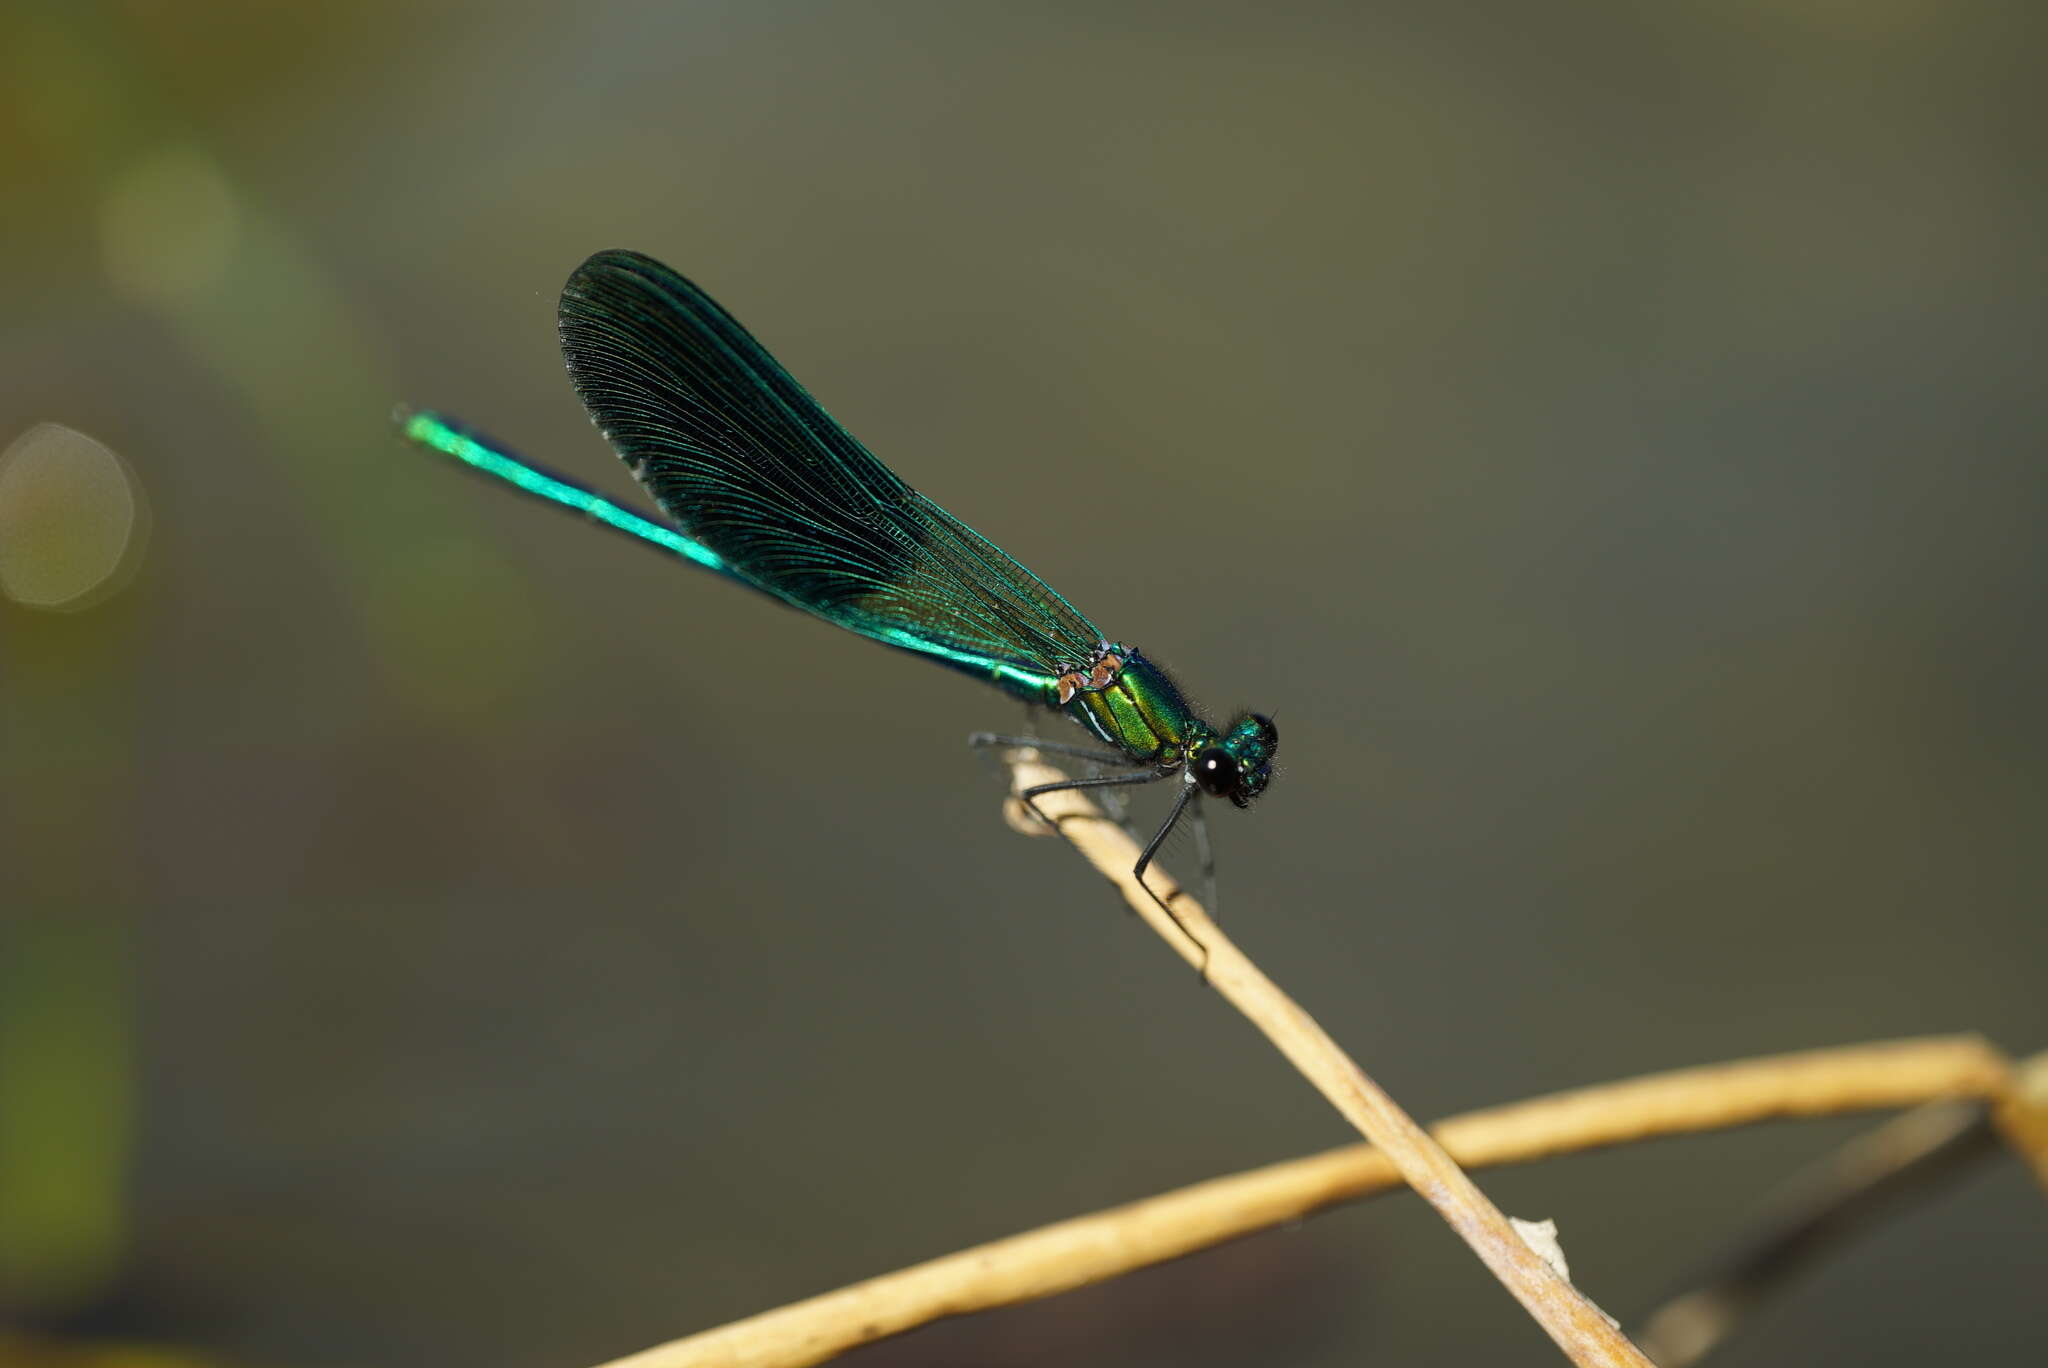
xmin=592 ymin=1036 xmax=2024 ymax=1368
xmin=990 ymin=754 xmax=1650 ymax=1365
xmin=1636 ymin=1046 xmax=2048 ymax=1365
xmin=588 ymin=755 xmax=2046 ymax=1368
xmin=1633 ymin=1100 xmax=1998 ymax=1367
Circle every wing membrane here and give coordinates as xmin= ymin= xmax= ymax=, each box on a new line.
xmin=557 ymin=250 xmax=1103 ymax=684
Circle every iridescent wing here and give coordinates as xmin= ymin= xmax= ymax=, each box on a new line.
xmin=557 ymin=250 xmax=1104 ymax=688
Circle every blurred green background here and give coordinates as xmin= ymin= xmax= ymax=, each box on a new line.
xmin=2 ymin=2 xmax=2043 ymax=1365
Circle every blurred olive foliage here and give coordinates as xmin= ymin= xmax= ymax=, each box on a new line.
xmin=2 ymin=2 xmax=2043 ymax=1365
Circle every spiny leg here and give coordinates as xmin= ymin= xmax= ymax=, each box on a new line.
xmin=975 ymin=701 xmax=1057 ymax=750
xmin=1018 ymin=769 xmax=1168 ymax=898
xmin=968 ymin=733 xmax=1132 ymax=766
xmin=1127 ymin=782 xmax=1210 ymax=974
xmin=1012 ymin=769 xmax=1211 ymax=960
xmin=970 ymin=732 xmax=1142 ymax=831
xmin=1018 ymin=769 xmax=1170 ymax=833
xmin=983 ymin=751 xmax=1207 ymax=969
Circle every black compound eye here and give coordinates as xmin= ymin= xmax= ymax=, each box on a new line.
xmin=1193 ymin=747 xmax=1239 ymax=797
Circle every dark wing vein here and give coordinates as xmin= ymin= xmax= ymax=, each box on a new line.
xmin=557 ymin=250 xmax=1103 ymax=679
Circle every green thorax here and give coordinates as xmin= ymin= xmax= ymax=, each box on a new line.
xmin=1057 ymin=646 xmax=1210 ymax=765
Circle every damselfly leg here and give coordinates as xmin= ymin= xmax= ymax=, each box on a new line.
xmin=1016 ymin=767 xmax=1210 ymax=972
xmin=969 ymin=729 xmax=1139 ymax=828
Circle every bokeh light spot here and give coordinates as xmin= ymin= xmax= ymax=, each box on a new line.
xmin=0 ymin=423 xmax=149 ymax=612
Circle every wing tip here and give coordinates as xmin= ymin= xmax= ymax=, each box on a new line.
xmin=562 ymin=248 xmax=666 ymax=304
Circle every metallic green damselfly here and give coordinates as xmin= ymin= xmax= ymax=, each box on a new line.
xmin=402 ymin=250 xmax=1276 ymax=957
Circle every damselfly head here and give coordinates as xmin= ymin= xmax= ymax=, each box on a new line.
xmin=1193 ymin=713 xmax=1278 ymax=809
